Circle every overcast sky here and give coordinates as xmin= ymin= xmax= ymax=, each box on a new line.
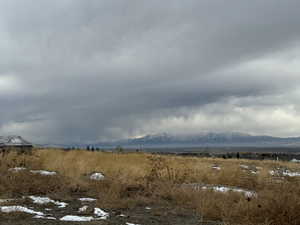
xmin=1 ymin=0 xmax=300 ymax=144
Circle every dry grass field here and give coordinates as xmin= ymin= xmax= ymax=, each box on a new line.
xmin=0 ymin=149 xmax=300 ymax=225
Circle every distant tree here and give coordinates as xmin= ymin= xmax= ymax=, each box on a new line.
xmin=115 ymin=145 xmax=123 ymax=153
xmin=236 ymin=152 xmax=240 ymax=159
xmin=227 ymin=153 xmax=232 ymax=159
xmin=86 ymin=145 xmax=90 ymax=151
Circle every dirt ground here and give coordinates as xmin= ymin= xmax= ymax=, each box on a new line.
xmin=0 ymin=197 xmax=208 ymax=225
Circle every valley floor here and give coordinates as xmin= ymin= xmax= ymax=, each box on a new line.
xmin=0 ymin=149 xmax=300 ymax=225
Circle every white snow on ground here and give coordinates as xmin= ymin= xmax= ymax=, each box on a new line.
xmin=210 ymin=186 xmax=256 ymax=198
xmin=30 ymin=170 xmax=57 ymax=176
xmin=211 ymin=165 xmax=221 ymax=170
xmin=0 ymin=198 xmax=109 ymax=222
xmin=29 ymin=196 xmax=68 ymax=208
xmin=240 ymin=165 xmax=249 ymax=169
xmin=291 ymin=159 xmax=300 ymax=163
xmin=269 ymin=169 xmax=300 ymax=177
xmin=60 ymin=215 xmax=94 ymax=222
xmin=145 ymin=207 xmax=151 ymax=210
xmin=240 ymin=165 xmax=259 ymax=174
xmin=90 ymin=172 xmax=105 ymax=180
xmin=79 ymin=205 xmax=88 ymax=212
xmin=0 ymin=206 xmax=44 ymax=216
xmin=59 ymin=208 xmax=108 ymax=221
xmin=8 ymin=167 xmax=26 ymax=172
xmin=78 ymin=197 xmax=97 ymax=202
xmin=182 ymin=183 xmax=256 ymax=198
xmin=126 ymin=223 xmax=141 ymax=225
xmin=94 ymin=208 xmax=109 ymax=219
xmin=8 ymin=167 xmax=57 ymax=176
xmin=269 ymin=170 xmax=276 ymax=176
xmin=283 ymin=171 xmax=300 ymax=177
xmin=241 ymin=164 xmax=262 ymax=170
xmin=33 ymin=215 xmax=56 ymax=220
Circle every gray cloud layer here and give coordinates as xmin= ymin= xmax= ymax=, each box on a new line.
xmin=1 ymin=0 xmax=300 ymax=143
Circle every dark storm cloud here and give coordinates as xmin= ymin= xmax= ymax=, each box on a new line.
xmin=1 ymin=0 xmax=300 ymax=143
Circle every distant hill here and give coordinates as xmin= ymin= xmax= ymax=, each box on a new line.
xmin=92 ymin=132 xmax=300 ymax=148
xmin=41 ymin=132 xmax=300 ymax=148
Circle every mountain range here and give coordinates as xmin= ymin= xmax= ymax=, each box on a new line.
xmin=40 ymin=132 xmax=300 ymax=148
xmin=90 ymin=132 xmax=300 ymax=148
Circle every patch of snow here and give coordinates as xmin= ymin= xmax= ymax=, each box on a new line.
xmin=145 ymin=207 xmax=151 ymax=210
xmin=240 ymin=165 xmax=259 ymax=174
xmin=240 ymin=165 xmax=249 ymax=169
xmin=182 ymin=183 xmax=256 ymax=198
xmin=211 ymin=186 xmax=230 ymax=192
xmin=8 ymin=167 xmax=26 ymax=172
xmin=211 ymin=186 xmax=256 ymax=198
xmin=291 ymin=159 xmax=300 ymax=163
xmin=126 ymin=223 xmax=141 ymax=225
xmin=0 ymin=206 xmax=44 ymax=216
xmin=8 ymin=168 xmax=57 ymax=176
xmin=94 ymin=208 xmax=109 ymax=219
xmin=269 ymin=170 xmax=275 ymax=176
xmin=90 ymin=172 xmax=105 ymax=181
xmin=269 ymin=169 xmax=300 ymax=177
xmin=212 ymin=165 xmax=221 ymax=170
xmin=119 ymin=214 xmax=126 ymax=217
xmin=33 ymin=215 xmax=56 ymax=220
xmin=283 ymin=171 xmax=300 ymax=177
xmin=29 ymin=196 xmax=67 ymax=208
xmin=78 ymin=197 xmax=97 ymax=202
xmin=60 ymin=215 xmax=94 ymax=222
xmin=30 ymin=170 xmax=57 ymax=176
xmin=79 ymin=205 xmax=88 ymax=212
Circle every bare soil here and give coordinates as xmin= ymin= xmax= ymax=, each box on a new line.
xmin=0 ymin=197 xmax=205 ymax=225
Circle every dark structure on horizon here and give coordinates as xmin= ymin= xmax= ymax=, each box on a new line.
xmin=0 ymin=136 xmax=33 ymax=153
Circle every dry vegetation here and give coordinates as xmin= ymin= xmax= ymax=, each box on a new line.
xmin=1 ymin=149 xmax=300 ymax=225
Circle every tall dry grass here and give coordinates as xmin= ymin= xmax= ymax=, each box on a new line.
xmin=0 ymin=149 xmax=300 ymax=225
